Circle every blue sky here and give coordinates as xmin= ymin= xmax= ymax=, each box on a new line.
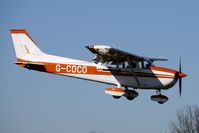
xmin=1 ymin=0 xmax=199 ymax=133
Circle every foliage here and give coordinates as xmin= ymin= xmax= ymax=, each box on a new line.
xmin=170 ymin=105 xmax=199 ymax=133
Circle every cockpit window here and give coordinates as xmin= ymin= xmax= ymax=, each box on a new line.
xmin=104 ymin=60 xmax=151 ymax=70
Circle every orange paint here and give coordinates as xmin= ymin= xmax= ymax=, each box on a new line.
xmin=15 ymin=58 xmax=177 ymax=79
xmin=149 ymin=66 xmax=177 ymax=74
xmin=105 ymin=88 xmax=125 ymax=93
xmin=10 ymin=29 xmax=37 ymax=45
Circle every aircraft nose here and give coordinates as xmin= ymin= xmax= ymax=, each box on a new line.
xmin=178 ymin=72 xmax=187 ymax=78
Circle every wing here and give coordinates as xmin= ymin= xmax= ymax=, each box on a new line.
xmin=85 ymin=45 xmax=168 ymax=64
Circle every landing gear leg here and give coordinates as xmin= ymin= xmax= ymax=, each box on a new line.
xmin=156 ymin=89 xmax=161 ymax=95
xmin=124 ymin=87 xmax=139 ymax=101
xmin=124 ymin=87 xmax=129 ymax=90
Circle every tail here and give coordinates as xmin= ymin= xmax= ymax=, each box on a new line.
xmin=10 ymin=29 xmax=45 ymax=60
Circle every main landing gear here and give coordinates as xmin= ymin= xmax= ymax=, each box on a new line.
xmin=106 ymin=87 xmax=168 ymax=104
xmin=124 ymin=89 xmax=139 ymax=100
xmin=150 ymin=90 xmax=169 ymax=104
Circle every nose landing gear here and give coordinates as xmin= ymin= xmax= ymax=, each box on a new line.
xmin=151 ymin=90 xmax=169 ymax=104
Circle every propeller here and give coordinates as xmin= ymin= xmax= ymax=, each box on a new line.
xmin=176 ymin=57 xmax=187 ymax=96
xmin=179 ymin=58 xmax=182 ymax=96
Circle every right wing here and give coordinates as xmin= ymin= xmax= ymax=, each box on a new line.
xmin=85 ymin=45 xmax=168 ymax=64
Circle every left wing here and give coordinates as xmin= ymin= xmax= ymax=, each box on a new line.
xmin=85 ymin=45 xmax=168 ymax=64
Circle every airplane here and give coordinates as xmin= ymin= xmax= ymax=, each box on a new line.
xmin=10 ymin=29 xmax=187 ymax=104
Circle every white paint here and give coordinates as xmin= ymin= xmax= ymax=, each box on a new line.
xmin=10 ymin=30 xmax=178 ymax=90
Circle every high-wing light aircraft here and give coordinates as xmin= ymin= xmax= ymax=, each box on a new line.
xmin=10 ymin=29 xmax=187 ymax=104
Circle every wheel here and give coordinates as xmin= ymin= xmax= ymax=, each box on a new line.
xmin=113 ymin=96 xmax=121 ymax=99
xmin=158 ymin=101 xmax=165 ymax=104
xmin=125 ymin=90 xmax=138 ymax=101
xmin=126 ymin=96 xmax=134 ymax=101
xmin=151 ymin=94 xmax=168 ymax=104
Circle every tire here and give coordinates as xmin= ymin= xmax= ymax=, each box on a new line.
xmin=126 ymin=96 xmax=134 ymax=101
xmin=113 ymin=96 xmax=121 ymax=99
xmin=158 ymin=101 xmax=165 ymax=104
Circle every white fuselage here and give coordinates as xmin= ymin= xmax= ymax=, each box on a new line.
xmin=18 ymin=53 xmax=178 ymax=90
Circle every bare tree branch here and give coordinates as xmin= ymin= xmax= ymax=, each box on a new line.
xmin=170 ymin=105 xmax=199 ymax=133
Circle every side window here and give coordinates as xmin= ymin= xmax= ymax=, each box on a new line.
xmin=142 ymin=61 xmax=151 ymax=68
xmin=107 ymin=61 xmax=116 ymax=68
xmin=138 ymin=61 xmax=142 ymax=68
xmin=138 ymin=61 xmax=150 ymax=69
xmin=105 ymin=60 xmax=151 ymax=70
xmin=106 ymin=61 xmax=128 ymax=70
xmin=123 ymin=61 xmax=129 ymax=68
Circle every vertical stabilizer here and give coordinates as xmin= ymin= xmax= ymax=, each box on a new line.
xmin=10 ymin=29 xmax=45 ymax=60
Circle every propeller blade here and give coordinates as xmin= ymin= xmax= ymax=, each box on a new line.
xmin=179 ymin=77 xmax=182 ymax=96
xmin=179 ymin=57 xmax=182 ymax=96
xmin=179 ymin=57 xmax=181 ymax=73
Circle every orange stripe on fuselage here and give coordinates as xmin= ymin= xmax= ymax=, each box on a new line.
xmin=16 ymin=58 xmax=175 ymax=79
xmin=148 ymin=66 xmax=177 ymax=74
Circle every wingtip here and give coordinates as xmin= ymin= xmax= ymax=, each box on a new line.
xmin=85 ymin=45 xmax=94 ymax=49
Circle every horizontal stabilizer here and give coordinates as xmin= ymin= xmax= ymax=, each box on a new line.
xmin=13 ymin=61 xmax=44 ymax=65
xmin=14 ymin=61 xmax=46 ymax=72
